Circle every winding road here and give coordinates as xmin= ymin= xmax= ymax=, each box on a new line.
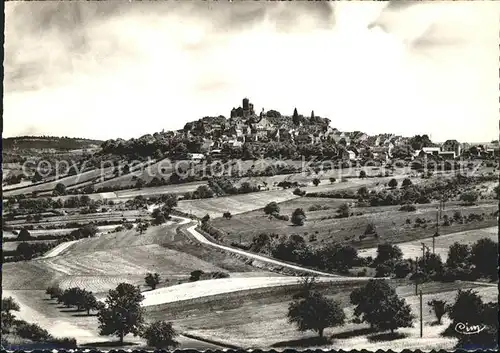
xmin=169 ymin=215 xmax=339 ymax=277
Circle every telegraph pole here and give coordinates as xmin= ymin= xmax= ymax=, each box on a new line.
xmin=415 ymin=256 xmax=419 ymax=295
xmin=419 ymin=290 xmax=423 ymax=338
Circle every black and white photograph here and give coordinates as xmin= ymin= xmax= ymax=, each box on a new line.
xmin=2 ymin=0 xmax=499 ymax=351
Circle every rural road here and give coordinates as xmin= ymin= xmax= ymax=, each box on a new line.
xmin=169 ymin=215 xmax=339 ymax=277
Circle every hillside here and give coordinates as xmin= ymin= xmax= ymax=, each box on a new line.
xmin=2 ymin=136 xmax=103 ymax=151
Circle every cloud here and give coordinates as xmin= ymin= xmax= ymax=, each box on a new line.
xmin=4 ymin=1 xmax=499 ymax=143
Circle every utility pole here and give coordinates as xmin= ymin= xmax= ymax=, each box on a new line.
xmin=433 ymin=206 xmax=439 ymax=254
xmin=415 ymin=256 xmax=419 ymax=295
xmin=419 ymin=290 xmax=423 ymax=338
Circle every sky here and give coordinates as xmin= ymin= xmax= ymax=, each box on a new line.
xmin=4 ymin=0 xmax=499 ymax=142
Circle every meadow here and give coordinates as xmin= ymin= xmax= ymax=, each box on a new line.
xmin=213 ymin=200 xmax=498 ymax=249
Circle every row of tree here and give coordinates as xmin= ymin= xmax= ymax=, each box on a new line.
xmin=43 ymin=282 xmax=178 ymax=348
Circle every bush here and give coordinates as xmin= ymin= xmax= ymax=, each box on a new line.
xmin=274 ymin=214 xmax=290 ymax=221
xmin=291 ymin=208 xmax=306 ymax=226
xmin=402 ymin=178 xmax=413 ymax=188
xmin=337 ymin=203 xmax=350 ymax=218
xmin=222 ymin=211 xmax=232 ymax=219
xmin=399 ymin=204 xmax=416 ymax=212
xmin=16 ymin=322 xmax=52 ymax=341
xmin=364 ymin=222 xmax=377 ymax=236
xmin=293 ymin=188 xmax=306 ymax=196
xmin=189 ymin=270 xmax=204 ymax=281
xmin=375 ymin=264 xmax=392 ymax=277
xmin=460 ymin=191 xmax=478 ymax=205
xmin=357 ymin=269 xmax=368 ymax=277
xmin=142 ymin=320 xmax=178 ymax=349
xmin=264 ymin=202 xmax=280 ymax=215
xmin=211 ymin=271 xmax=230 ymax=279
xmin=394 ymin=261 xmax=412 ymax=278
xmin=48 ymin=337 xmax=78 ymax=349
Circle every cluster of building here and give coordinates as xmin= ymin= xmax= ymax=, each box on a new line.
xmin=155 ymin=97 xmax=499 ymax=162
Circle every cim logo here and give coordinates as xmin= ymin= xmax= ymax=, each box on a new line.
xmin=454 ymin=322 xmax=486 ymax=335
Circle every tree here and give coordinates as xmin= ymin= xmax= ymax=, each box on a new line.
xmin=201 ymin=214 xmax=210 ymax=224
xmin=350 ymin=279 xmax=414 ymax=333
xmin=337 ymin=203 xmax=350 ymax=218
xmin=394 ymin=261 xmax=412 ymax=278
xmin=1 ymin=297 xmax=20 ymax=334
xmin=81 ymin=291 xmax=99 ymax=315
xmin=142 ymin=321 xmax=179 ymax=349
xmin=137 ymin=222 xmax=149 ymax=235
xmin=417 ymin=251 xmax=444 ymax=277
xmin=16 ymin=242 xmax=34 ymax=260
xmin=54 ymin=183 xmax=67 ymax=195
xmin=375 ymin=264 xmax=392 ymax=277
xmin=459 ymin=191 xmax=478 ymax=205
xmin=160 ymin=193 xmax=178 ymax=210
xmin=359 ymin=170 xmax=367 ymax=179
xmin=45 ymin=285 xmax=63 ymax=300
xmin=402 ymin=178 xmax=413 ymax=188
xmin=291 ymin=208 xmax=306 ymax=226
xmin=195 ymin=185 xmax=214 ymax=199
xmin=145 ymin=273 xmax=160 ymax=290
xmin=98 ymin=283 xmax=145 ymax=345
xmin=388 ymin=178 xmax=398 ymax=189
xmin=446 ymin=242 xmax=471 ymax=269
xmin=322 ymin=243 xmax=359 ymax=272
xmin=80 ymin=224 xmax=99 ymax=237
xmin=446 ymin=289 xmax=484 ymax=334
xmin=427 ymin=299 xmax=447 ymax=324
xmin=264 ymin=201 xmax=280 ymax=215
xmin=364 ymin=222 xmax=377 ymax=236
xmin=190 ymin=270 xmax=204 ymax=281
xmin=222 ymin=211 xmax=232 ymax=219
xmin=2 ymin=297 xmax=20 ymax=313
xmin=312 ymin=178 xmax=320 ymax=186
xmin=470 ymin=238 xmax=498 ymax=280
xmin=17 ymin=228 xmax=31 ymax=241
xmin=375 ymin=243 xmax=403 ymax=266
xmin=357 ymin=186 xmax=368 ymax=197
xmin=153 ymin=212 xmax=167 ymax=225
xmin=292 ymin=108 xmax=300 ymax=126
xmin=288 ymin=292 xmax=345 ymax=338
xmin=135 ymin=178 xmax=146 ymax=189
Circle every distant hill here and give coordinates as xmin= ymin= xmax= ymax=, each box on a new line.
xmin=2 ymin=136 xmax=103 ymax=151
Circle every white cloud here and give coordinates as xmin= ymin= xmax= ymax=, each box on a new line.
xmin=3 ymin=1 xmax=498 ymax=142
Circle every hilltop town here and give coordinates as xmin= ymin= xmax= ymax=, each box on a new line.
xmin=2 ymin=97 xmax=498 ymax=351
xmin=100 ymin=97 xmax=499 ymax=164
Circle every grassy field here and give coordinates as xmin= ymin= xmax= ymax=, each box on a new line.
xmin=177 ymin=189 xmax=301 ymax=218
xmin=5 ymin=210 xmax=149 ymax=228
xmin=358 ymin=226 xmax=498 ymax=260
xmin=146 ymin=280 xmax=496 ymax=349
xmin=2 ymin=222 xmax=264 ymax=294
xmin=115 ymin=181 xmax=206 ymax=198
xmin=3 ymin=289 xmax=222 ymax=349
xmin=3 ymin=239 xmax=60 ymax=252
xmin=213 ymin=201 xmax=498 ymax=249
xmin=91 ymin=158 xmax=173 ymax=189
xmin=3 ymin=167 xmax=116 ymax=197
xmin=0 ymin=220 xmax=278 ymax=349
